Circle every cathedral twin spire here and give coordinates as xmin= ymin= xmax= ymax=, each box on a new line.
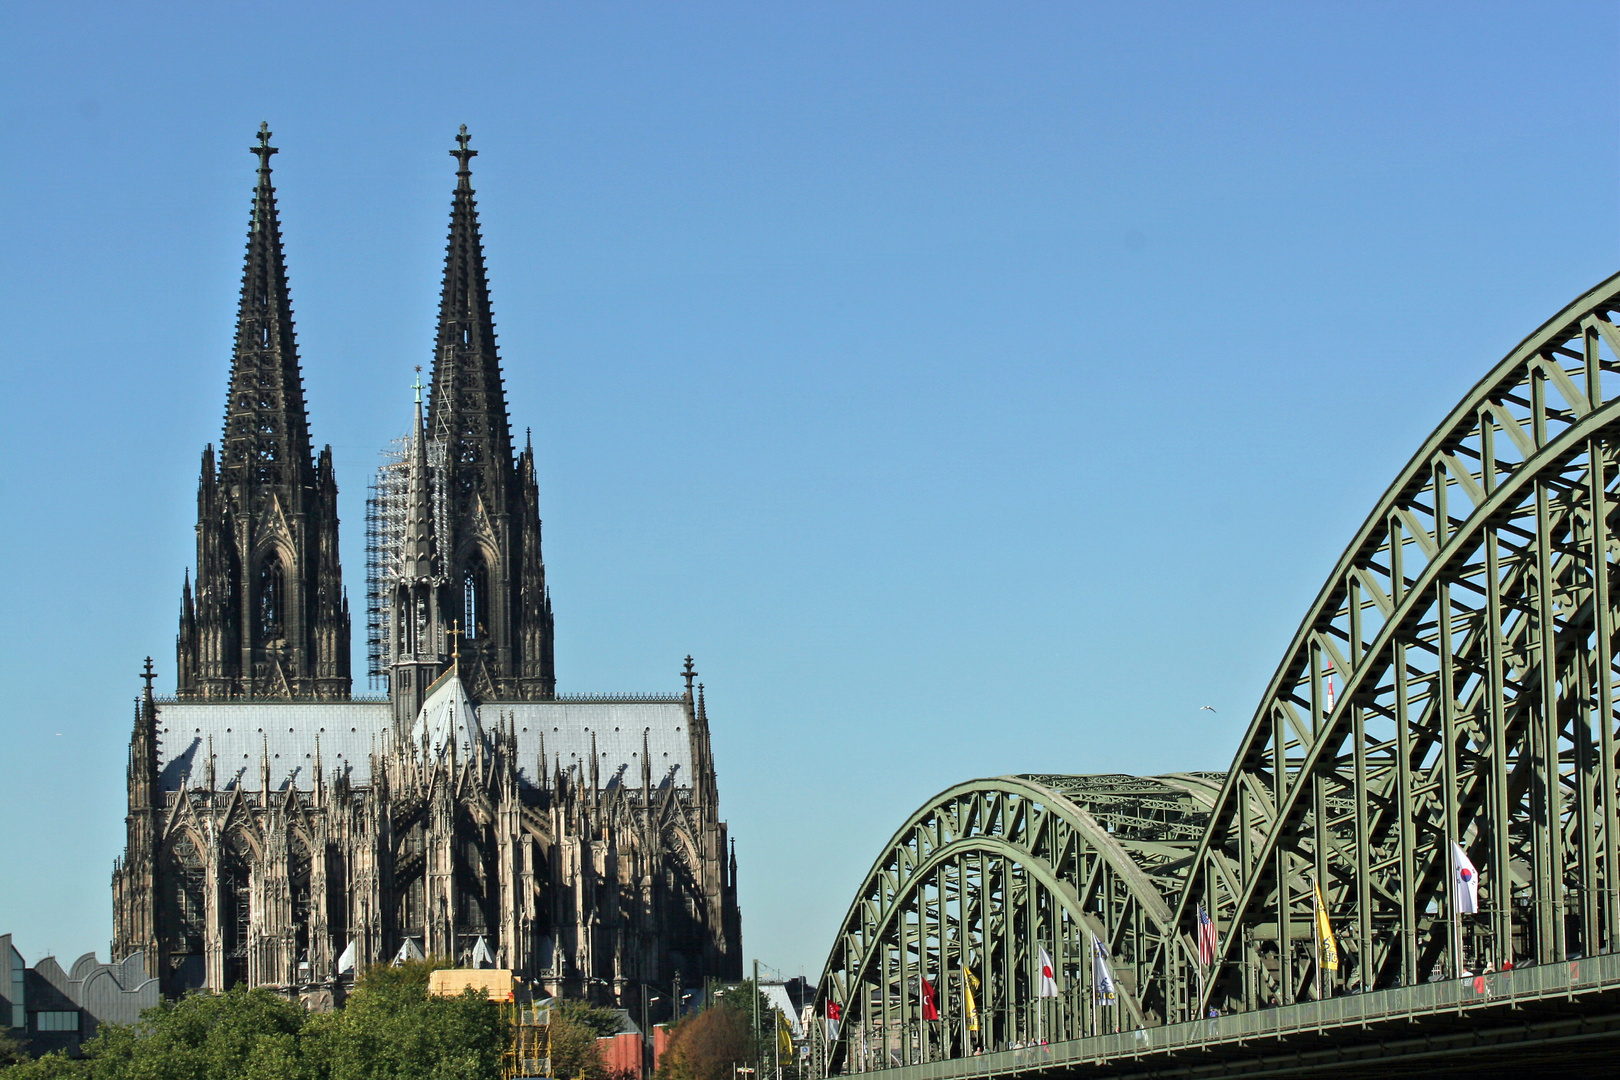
xmin=178 ymin=125 xmax=554 ymax=706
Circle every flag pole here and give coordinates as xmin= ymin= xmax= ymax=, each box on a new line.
xmin=1311 ymin=879 xmax=1321 ymax=1001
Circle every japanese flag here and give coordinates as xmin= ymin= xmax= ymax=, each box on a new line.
xmin=1452 ymin=842 xmax=1479 ymax=914
xmin=1037 ymin=946 xmax=1059 ymax=998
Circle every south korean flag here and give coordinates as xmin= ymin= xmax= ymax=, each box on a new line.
xmin=1452 ymin=842 xmax=1480 ymax=914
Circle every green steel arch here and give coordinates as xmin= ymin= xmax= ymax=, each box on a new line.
xmin=816 ymin=774 xmax=1223 ymax=1068
xmin=817 ymin=271 xmax=1620 ymax=1065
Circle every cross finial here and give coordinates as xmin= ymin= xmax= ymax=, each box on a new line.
xmin=682 ymin=655 xmax=697 ymax=697
xmin=451 ymin=125 xmax=477 ymax=185
xmin=141 ymin=657 xmax=157 ymax=697
xmin=449 ymin=619 xmax=463 ymax=669
xmin=413 ymin=365 xmax=425 ymax=406
xmin=252 ymin=122 xmax=277 ymax=172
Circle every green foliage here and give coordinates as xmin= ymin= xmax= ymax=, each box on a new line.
xmin=314 ymin=958 xmax=505 ymax=1080
xmin=547 ymin=999 xmax=624 ymax=1080
xmin=0 ymin=960 xmax=506 ymax=1080
xmin=0 ymin=1033 xmax=27 ymax=1069
xmin=0 ymin=1051 xmax=89 ymax=1080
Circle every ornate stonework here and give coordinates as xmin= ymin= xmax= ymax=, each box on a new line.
xmin=113 ymin=126 xmax=741 ymax=1003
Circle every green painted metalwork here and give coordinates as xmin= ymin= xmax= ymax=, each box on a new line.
xmin=815 ymin=271 xmax=1620 ymax=1071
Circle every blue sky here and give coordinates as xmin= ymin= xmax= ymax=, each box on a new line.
xmin=0 ymin=2 xmax=1615 ymax=981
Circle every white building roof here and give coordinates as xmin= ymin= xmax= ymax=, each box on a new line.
xmin=153 ymin=693 xmax=696 ymax=793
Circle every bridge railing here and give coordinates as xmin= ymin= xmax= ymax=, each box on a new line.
xmin=841 ymin=952 xmax=1620 ymax=1080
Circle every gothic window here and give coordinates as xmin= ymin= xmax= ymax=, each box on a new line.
xmin=463 ymin=559 xmax=487 ymax=640
xmin=291 ymin=842 xmax=312 ymax=967
xmin=259 ymin=557 xmax=284 ymax=639
xmin=221 ymin=846 xmax=252 ymax=989
xmin=163 ymin=840 xmax=206 ymax=959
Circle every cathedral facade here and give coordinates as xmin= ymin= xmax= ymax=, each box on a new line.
xmin=112 ymin=126 xmax=742 ymax=1001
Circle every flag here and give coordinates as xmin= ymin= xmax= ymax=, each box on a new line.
xmin=1037 ymin=946 xmax=1059 ymax=998
xmin=963 ymin=967 xmax=980 ymax=1032
xmin=778 ymin=1010 xmax=795 ymax=1058
xmin=1453 ymin=842 xmax=1480 ymax=914
xmin=1324 ymin=659 xmax=1336 ymax=713
xmin=919 ymin=975 xmax=939 ymax=1020
xmin=335 ymin=939 xmax=356 ymax=975
xmin=1312 ymin=880 xmax=1339 ymax=971
xmin=825 ymin=1000 xmax=841 ymax=1041
xmin=1090 ymin=934 xmax=1116 ymax=1002
xmin=1196 ymin=904 xmax=1218 ymax=967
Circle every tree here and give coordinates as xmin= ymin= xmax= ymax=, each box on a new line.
xmin=547 ymin=999 xmax=624 ymax=1080
xmin=309 ymin=959 xmax=505 ymax=1080
xmin=655 ymin=1005 xmax=753 ymax=1080
xmin=0 ymin=959 xmax=506 ymax=1080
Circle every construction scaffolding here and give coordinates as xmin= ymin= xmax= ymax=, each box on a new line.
xmin=364 ymin=430 xmax=448 ymax=692
xmin=506 ymin=999 xmax=553 ymax=1080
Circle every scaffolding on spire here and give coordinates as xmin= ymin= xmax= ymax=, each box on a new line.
xmin=364 ymin=426 xmax=448 ymax=691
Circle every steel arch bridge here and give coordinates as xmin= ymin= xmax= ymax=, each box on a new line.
xmin=815 ymin=271 xmax=1620 ymax=1074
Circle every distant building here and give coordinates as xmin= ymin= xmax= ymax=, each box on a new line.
xmin=0 ymin=935 xmax=160 ymax=1057
xmin=111 ymin=126 xmax=742 ymax=1004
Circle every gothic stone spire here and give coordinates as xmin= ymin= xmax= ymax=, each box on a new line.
xmin=429 ymin=124 xmax=513 ymax=518
xmin=391 ymin=370 xmax=450 ymax=728
xmin=222 ymin=123 xmax=315 ymax=498
xmin=177 ymin=125 xmax=350 ymax=701
xmin=422 ymin=127 xmax=555 ymax=700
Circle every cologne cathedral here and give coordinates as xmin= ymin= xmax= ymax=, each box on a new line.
xmin=111 ymin=126 xmax=742 ymax=1001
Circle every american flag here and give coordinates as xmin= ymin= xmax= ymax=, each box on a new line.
xmin=1196 ymin=904 xmax=1218 ymax=967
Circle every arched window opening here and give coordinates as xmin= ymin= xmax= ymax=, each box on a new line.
xmin=463 ymin=559 xmax=488 ymax=641
xmin=259 ymin=557 xmax=283 ymax=639
xmin=221 ymin=846 xmax=251 ymax=989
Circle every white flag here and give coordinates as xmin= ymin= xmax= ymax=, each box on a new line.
xmin=1090 ymin=934 xmax=1116 ymax=1002
xmin=1037 ymin=945 xmax=1059 ymax=998
xmin=335 ymin=939 xmax=357 ymax=975
xmin=1452 ymin=842 xmax=1479 ymax=914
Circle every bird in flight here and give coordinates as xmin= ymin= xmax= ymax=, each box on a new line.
xmin=1200 ymin=706 xmax=1217 ymax=713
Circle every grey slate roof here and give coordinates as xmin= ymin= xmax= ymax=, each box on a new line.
xmin=156 ymin=701 xmax=391 ymax=791
xmin=502 ymin=701 xmax=695 ymax=790
xmin=154 ymin=691 xmax=696 ymax=793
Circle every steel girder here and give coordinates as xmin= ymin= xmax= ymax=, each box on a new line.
xmin=1179 ymin=272 xmax=1620 ymax=1014
xmin=817 ymin=272 xmax=1620 ymax=1062
xmin=815 ymin=775 xmax=1216 ymax=1069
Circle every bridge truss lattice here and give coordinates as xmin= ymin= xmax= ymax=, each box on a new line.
xmin=815 ymin=271 xmax=1620 ymax=1069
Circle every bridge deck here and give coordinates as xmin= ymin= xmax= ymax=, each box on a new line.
xmin=838 ymin=953 xmax=1620 ymax=1079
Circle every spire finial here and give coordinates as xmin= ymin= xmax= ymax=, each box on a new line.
xmin=449 ymin=619 xmax=462 ymax=671
xmin=253 ymin=122 xmax=277 ymax=173
xmin=141 ymin=657 xmax=157 ymax=697
xmin=682 ymin=656 xmax=697 ymax=699
xmin=451 ymin=125 xmax=477 ymax=187
xmin=413 ymin=365 xmax=424 ymax=406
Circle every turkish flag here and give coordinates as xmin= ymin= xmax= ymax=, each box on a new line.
xmin=920 ymin=976 xmax=938 ymax=1020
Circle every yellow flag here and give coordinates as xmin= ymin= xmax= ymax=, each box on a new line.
xmin=778 ymin=1009 xmax=794 ymax=1057
xmin=963 ymin=967 xmax=980 ymax=1031
xmin=1313 ymin=879 xmax=1339 ymax=971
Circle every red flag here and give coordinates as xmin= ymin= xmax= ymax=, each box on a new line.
xmin=920 ymin=976 xmax=938 ymax=1020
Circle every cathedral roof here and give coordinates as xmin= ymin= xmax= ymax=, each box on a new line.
xmin=409 ymin=670 xmax=481 ymax=755
xmin=153 ymin=697 xmax=697 ymax=792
